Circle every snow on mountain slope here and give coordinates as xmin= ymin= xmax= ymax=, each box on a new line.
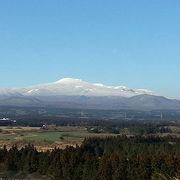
xmin=2 ymin=78 xmax=180 ymax=110
xmin=9 ymin=78 xmax=156 ymax=97
xmin=0 ymin=88 xmax=22 ymax=99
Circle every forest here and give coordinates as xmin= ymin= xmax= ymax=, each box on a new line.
xmin=0 ymin=135 xmax=180 ymax=180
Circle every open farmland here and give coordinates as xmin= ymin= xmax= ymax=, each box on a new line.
xmin=0 ymin=126 xmax=118 ymax=151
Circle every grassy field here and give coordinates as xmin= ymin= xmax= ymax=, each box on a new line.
xmin=0 ymin=126 xmax=119 ymax=151
xmin=1 ymin=125 xmax=178 ymax=151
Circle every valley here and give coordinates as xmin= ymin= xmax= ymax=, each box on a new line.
xmin=0 ymin=118 xmax=179 ymax=151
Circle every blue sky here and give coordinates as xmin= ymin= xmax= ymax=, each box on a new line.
xmin=0 ymin=0 xmax=180 ymax=98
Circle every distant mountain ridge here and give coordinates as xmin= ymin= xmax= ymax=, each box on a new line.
xmin=2 ymin=78 xmax=156 ymax=97
xmin=0 ymin=78 xmax=180 ymax=110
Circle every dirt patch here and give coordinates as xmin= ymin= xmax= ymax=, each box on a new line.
xmin=0 ymin=139 xmax=80 ymax=151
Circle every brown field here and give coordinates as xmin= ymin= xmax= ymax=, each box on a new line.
xmin=0 ymin=125 xmax=179 ymax=151
xmin=0 ymin=126 xmax=118 ymax=151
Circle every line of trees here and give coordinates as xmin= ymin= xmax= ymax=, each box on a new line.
xmin=0 ymin=135 xmax=180 ymax=179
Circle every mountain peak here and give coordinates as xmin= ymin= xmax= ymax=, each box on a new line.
xmin=0 ymin=78 xmax=158 ymax=98
xmin=0 ymin=78 xmax=179 ymax=110
xmin=54 ymin=78 xmax=83 ymax=84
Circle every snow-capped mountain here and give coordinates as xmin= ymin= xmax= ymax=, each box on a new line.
xmin=0 ymin=78 xmax=180 ymax=110
xmin=0 ymin=88 xmax=22 ymax=99
xmin=10 ymin=78 xmax=156 ymax=97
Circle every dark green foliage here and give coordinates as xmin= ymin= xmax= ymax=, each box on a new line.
xmin=0 ymin=136 xmax=180 ymax=179
xmin=129 ymin=126 xmax=172 ymax=135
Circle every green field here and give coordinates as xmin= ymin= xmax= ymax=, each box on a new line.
xmin=0 ymin=126 xmax=119 ymax=150
xmin=23 ymin=131 xmax=81 ymax=142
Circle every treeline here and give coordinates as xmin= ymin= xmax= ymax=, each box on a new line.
xmin=0 ymin=117 xmax=176 ymax=136
xmin=87 ymin=125 xmax=172 ymax=135
xmin=0 ymin=135 xmax=180 ymax=180
xmin=1 ymin=115 xmax=176 ymax=128
xmin=1 ymin=116 xmax=175 ymax=136
xmin=129 ymin=126 xmax=172 ymax=135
